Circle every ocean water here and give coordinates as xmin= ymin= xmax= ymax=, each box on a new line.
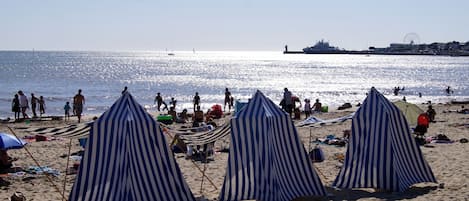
xmin=1 ymin=50 xmax=468 ymax=119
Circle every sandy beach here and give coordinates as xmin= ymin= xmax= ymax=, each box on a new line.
xmin=0 ymin=103 xmax=468 ymax=201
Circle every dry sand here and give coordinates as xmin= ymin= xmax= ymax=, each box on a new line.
xmin=0 ymin=103 xmax=468 ymax=201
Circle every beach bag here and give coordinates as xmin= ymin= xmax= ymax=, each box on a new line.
xmin=309 ymin=145 xmax=325 ymax=163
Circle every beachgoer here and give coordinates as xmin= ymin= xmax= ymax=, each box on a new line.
xmin=458 ymin=106 xmax=469 ymax=114
xmin=193 ymin=92 xmax=200 ymax=111
xmin=224 ymin=88 xmax=231 ymax=111
xmin=169 ymin=97 xmax=177 ymax=109
xmin=426 ymin=105 xmax=436 ymax=122
xmin=18 ymin=91 xmax=29 ymax=119
xmin=155 ymin=93 xmax=168 ymax=111
xmin=304 ymin=99 xmax=312 ymax=119
xmin=283 ymin=88 xmax=293 ymax=117
xmin=0 ymin=150 xmax=16 ymax=171
xmin=39 ymin=96 xmax=46 ymax=116
xmin=313 ymin=99 xmax=322 ymax=113
xmin=445 ymin=86 xmax=452 ymax=95
xmin=176 ymin=109 xmax=188 ymax=123
xmin=11 ymin=94 xmax=20 ymax=120
xmin=402 ymin=96 xmax=407 ymax=102
xmin=194 ymin=106 xmax=204 ymax=123
xmin=30 ymin=93 xmax=38 ymax=118
xmin=230 ymin=96 xmax=234 ymax=110
xmin=168 ymin=106 xmax=177 ymax=121
xmin=64 ymin=102 xmax=71 ymax=121
xmin=73 ymin=89 xmax=85 ymax=123
xmin=154 ymin=92 xmax=164 ymax=111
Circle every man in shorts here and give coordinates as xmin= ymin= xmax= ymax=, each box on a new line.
xmin=73 ymin=89 xmax=85 ymax=123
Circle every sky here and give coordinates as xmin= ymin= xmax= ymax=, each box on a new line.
xmin=1 ymin=0 xmax=468 ymax=51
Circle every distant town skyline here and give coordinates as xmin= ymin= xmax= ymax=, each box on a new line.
xmin=1 ymin=0 xmax=468 ymax=51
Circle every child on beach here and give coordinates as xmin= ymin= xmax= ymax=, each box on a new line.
xmin=64 ymin=102 xmax=71 ymax=121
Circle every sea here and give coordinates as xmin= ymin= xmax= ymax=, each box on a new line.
xmin=1 ymin=50 xmax=468 ymax=119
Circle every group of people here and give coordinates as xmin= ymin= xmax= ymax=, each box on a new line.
xmin=11 ymin=90 xmax=46 ymax=120
xmin=281 ymin=88 xmax=322 ymax=119
xmin=10 ymin=89 xmax=85 ymax=123
xmin=393 ymin=86 xmax=405 ymax=96
xmin=154 ymin=87 xmax=235 ymax=114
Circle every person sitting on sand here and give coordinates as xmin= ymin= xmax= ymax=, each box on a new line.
xmin=194 ymin=106 xmax=204 ymax=123
xmin=168 ymin=106 xmax=177 ymax=122
xmin=0 ymin=150 xmax=17 ymax=172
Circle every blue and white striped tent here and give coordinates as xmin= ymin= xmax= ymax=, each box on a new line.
xmin=219 ymin=91 xmax=326 ymax=201
xmin=69 ymin=92 xmax=195 ymax=201
xmin=333 ymin=87 xmax=436 ymax=192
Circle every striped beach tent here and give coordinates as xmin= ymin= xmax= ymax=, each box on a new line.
xmin=69 ymin=92 xmax=195 ymax=201
xmin=333 ymin=87 xmax=436 ymax=192
xmin=219 ymin=90 xmax=326 ymax=201
xmin=17 ymin=122 xmax=92 ymax=139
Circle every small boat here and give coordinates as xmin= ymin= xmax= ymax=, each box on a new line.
xmin=168 ymin=53 xmax=175 ymax=56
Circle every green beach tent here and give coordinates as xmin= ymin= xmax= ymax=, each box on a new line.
xmin=393 ymin=100 xmax=424 ymax=126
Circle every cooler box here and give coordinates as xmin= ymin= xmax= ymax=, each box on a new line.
xmin=321 ymin=106 xmax=328 ymax=112
xmin=157 ymin=115 xmax=173 ymax=125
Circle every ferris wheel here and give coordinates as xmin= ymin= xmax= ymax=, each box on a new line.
xmin=403 ymin=32 xmax=420 ymax=45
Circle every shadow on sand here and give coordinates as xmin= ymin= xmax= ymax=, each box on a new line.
xmin=294 ymin=185 xmax=438 ymax=201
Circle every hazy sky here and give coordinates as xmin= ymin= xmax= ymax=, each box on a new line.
xmin=1 ymin=0 xmax=468 ymax=51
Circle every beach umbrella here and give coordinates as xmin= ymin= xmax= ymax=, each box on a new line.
xmin=393 ymin=101 xmax=424 ymax=126
xmin=0 ymin=132 xmax=27 ymax=150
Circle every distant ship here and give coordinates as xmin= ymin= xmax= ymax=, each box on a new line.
xmin=302 ymin=40 xmax=346 ymax=54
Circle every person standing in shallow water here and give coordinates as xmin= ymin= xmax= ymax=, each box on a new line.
xmin=39 ymin=96 xmax=46 ymax=116
xmin=154 ymin=92 xmax=166 ymax=111
xmin=11 ymin=94 xmax=20 ymax=121
xmin=73 ymin=89 xmax=85 ymax=123
xmin=30 ymin=93 xmax=38 ymax=118
xmin=18 ymin=91 xmax=29 ymax=119
xmin=193 ymin=92 xmax=200 ymax=112
xmin=283 ymin=88 xmax=293 ymax=118
xmin=224 ymin=88 xmax=231 ymax=112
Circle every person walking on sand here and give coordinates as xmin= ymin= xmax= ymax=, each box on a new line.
xmin=193 ymin=92 xmax=200 ymax=112
xmin=39 ymin=96 xmax=46 ymax=116
xmin=18 ymin=91 xmax=29 ymax=119
xmin=30 ymin=93 xmax=39 ymax=118
xmin=73 ymin=89 xmax=85 ymax=123
xmin=11 ymin=94 xmax=20 ymax=121
xmin=224 ymin=88 xmax=232 ymax=112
